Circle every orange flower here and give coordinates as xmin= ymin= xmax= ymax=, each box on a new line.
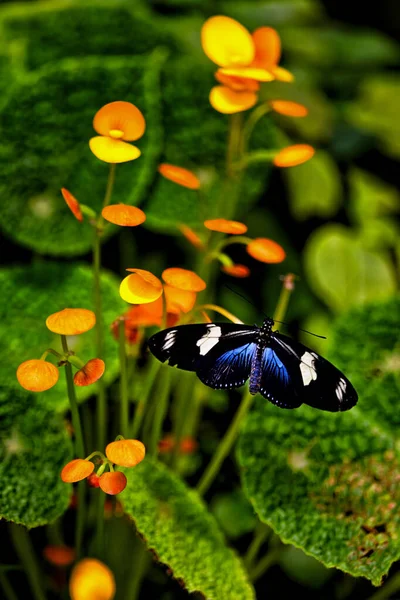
xmin=273 ymin=144 xmax=315 ymax=167
xmin=46 ymin=308 xmax=96 ymax=335
xmin=158 ymin=164 xmax=200 ymax=190
xmin=61 ymin=188 xmax=83 ymax=222
xmin=162 ymin=267 xmax=206 ymax=292
xmin=99 ymin=471 xmax=127 ymax=495
xmin=61 ymin=459 xmax=95 ymax=483
xmin=120 ymin=269 xmax=163 ymax=304
xmin=178 ymin=225 xmax=205 ymax=250
xmin=270 ymin=100 xmax=308 ymax=117
xmin=221 ymin=264 xmax=250 ymax=278
xmin=16 ymin=359 xmax=59 ymax=392
xmin=101 ymin=204 xmax=146 ymax=227
xmin=157 ymin=435 xmax=198 ymax=455
xmin=164 ymin=285 xmax=197 ymax=314
xmin=247 ymin=238 xmax=286 ymax=263
xmin=89 ymin=101 xmax=145 ymax=164
xmin=87 ymin=473 xmax=101 ymax=488
xmin=105 ymin=439 xmax=145 ymax=467
xmin=202 ymin=16 xmax=292 ymax=113
xmin=111 ymin=299 xmax=178 ymax=345
xmin=204 ymin=218 xmax=247 ymax=234
xmin=74 ymin=358 xmax=105 ymax=387
xmin=43 ymin=545 xmax=76 ymax=567
xmin=69 ymin=558 xmax=115 ymax=600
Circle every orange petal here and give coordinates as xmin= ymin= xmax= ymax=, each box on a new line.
xmin=120 ymin=269 xmax=163 ymax=304
xmin=164 ymin=284 xmax=197 ymax=314
xmin=201 ymin=15 xmax=254 ymax=67
xmin=271 ymin=66 xmax=294 ymax=82
xmin=105 ymin=439 xmax=145 ymax=467
xmin=210 ymin=86 xmax=257 ymax=114
xmin=99 ymin=471 xmax=127 ymax=495
xmin=178 ymin=224 xmax=205 ymax=250
xmin=252 ymin=27 xmax=281 ymax=69
xmin=89 ymin=137 xmax=141 ymax=163
xmin=46 ymin=308 xmax=96 ymax=335
xmin=158 ymin=164 xmax=200 ymax=190
xmin=221 ymin=264 xmax=250 ymax=278
xmin=101 ymin=204 xmax=146 ymax=226
xmin=158 ymin=435 xmax=175 ymax=453
xmin=16 ymin=359 xmax=59 ymax=392
xmin=218 ymin=66 xmax=274 ymax=82
xmin=204 ymin=218 xmax=247 ymax=234
xmin=61 ymin=459 xmax=94 ymax=483
xmin=93 ymin=101 xmax=145 ymax=141
xmin=87 ymin=473 xmax=101 ymax=488
xmin=270 ymin=100 xmax=307 ymax=117
xmin=247 ymin=238 xmax=286 ymax=263
xmin=179 ymin=437 xmax=198 ymax=454
xmin=215 ymin=71 xmax=260 ymax=92
xmin=74 ymin=358 xmax=105 ymax=387
xmin=273 ymin=144 xmax=315 ymax=167
xmin=61 ymin=188 xmax=83 ymax=222
xmin=69 ymin=558 xmax=116 ymax=600
xmin=43 ymin=545 xmax=76 ymax=567
xmin=162 ymin=267 xmax=206 ymax=292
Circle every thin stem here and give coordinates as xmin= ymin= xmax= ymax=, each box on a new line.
xmin=119 ymin=320 xmax=129 ymax=437
xmin=9 ymin=524 xmax=46 ymax=600
xmin=61 ymin=335 xmax=85 ymax=558
xmin=196 ymin=391 xmax=253 ymax=496
xmin=170 ymin=371 xmax=194 ymax=468
xmin=126 ymin=538 xmax=151 ymax=600
xmin=242 ymin=103 xmax=272 ymax=154
xmin=243 ymin=523 xmax=271 ymax=569
xmin=226 ymin=113 xmax=243 ymax=177
xmin=0 ymin=572 xmax=18 ymax=600
xmin=96 ymin=492 xmax=106 ymax=558
xmin=130 ymin=357 xmax=161 ymax=438
xmin=248 ymin=547 xmax=283 ymax=582
xmin=149 ymin=367 xmax=171 ymax=456
xmin=273 ymin=273 xmax=296 ymax=324
xmin=93 ymin=229 xmax=106 ymax=451
xmin=102 ymin=162 xmax=116 ymax=209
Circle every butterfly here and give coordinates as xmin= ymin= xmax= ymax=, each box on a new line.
xmin=147 ymin=317 xmax=358 ymax=412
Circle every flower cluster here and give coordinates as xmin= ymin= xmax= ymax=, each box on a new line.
xmin=16 ymin=308 xmax=104 ymax=392
xmin=61 ymin=437 xmax=145 ymax=495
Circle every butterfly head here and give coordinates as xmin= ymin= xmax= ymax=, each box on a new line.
xmin=261 ymin=317 xmax=274 ymax=334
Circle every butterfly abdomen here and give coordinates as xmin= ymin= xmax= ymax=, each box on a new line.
xmin=249 ymin=343 xmax=264 ymax=395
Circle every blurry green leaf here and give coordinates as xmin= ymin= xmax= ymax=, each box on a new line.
xmin=346 ymin=75 xmax=400 ymax=159
xmin=0 ymin=52 xmax=165 ymax=255
xmin=280 ymin=546 xmax=334 ymax=588
xmin=211 ymin=489 xmax=257 ymax=538
xmin=122 ymin=458 xmax=255 ymax=599
xmin=304 ymin=224 xmax=397 ymax=313
xmin=0 ymin=385 xmax=71 ymax=527
xmin=238 ymin=297 xmax=400 ymax=585
xmin=0 ymin=262 xmax=125 ymax=411
xmin=285 ymin=151 xmax=342 ymax=221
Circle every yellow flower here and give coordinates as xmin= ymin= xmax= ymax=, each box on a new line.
xmin=89 ymin=101 xmax=145 ymax=163
xmin=201 ymin=16 xmax=293 ymax=114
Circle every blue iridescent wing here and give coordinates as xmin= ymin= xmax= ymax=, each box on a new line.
xmin=196 ymin=342 xmax=257 ymax=390
xmin=258 ymin=346 xmax=303 ymax=409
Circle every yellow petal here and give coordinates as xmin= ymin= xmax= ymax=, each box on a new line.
xmin=271 ymin=66 xmax=294 ymax=82
xmin=46 ymin=308 xmax=96 ymax=335
xmin=270 ymin=100 xmax=308 ymax=117
xmin=210 ymin=86 xmax=257 ymax=114
xmin=273 ymin=144 xmax=315 ymax=167
xmin=201 ymin=15 xmax=254 ymax=67
xmin=252 ymin=27 xmax=281 ymax=69
xmin=69 ymin=558 xmax=115 ymax=600
xmin=215 ymin=71 xmax=260 ymax=92
xmin=93 ymin=101 xmax=145 ymax=141
xmin=89 ymin=137 xmax=141 ymax=163
xmin=120 ymin=269 xmax=163 ymax=304
xmin=218 ymin=67 xmax=274 ymax=82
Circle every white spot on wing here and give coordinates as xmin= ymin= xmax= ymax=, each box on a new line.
xmin=336 ymin=378 xmax=347 ymax=401
xmin=300 ymin=352 xmax=317 ymax=386
xmin=196 ymin=325 xmax=221 ymax=356
xmin=162 ymin=330 xmax=177 ymax=351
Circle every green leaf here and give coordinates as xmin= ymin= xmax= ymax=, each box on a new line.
xmin=285 ymin=151 xmax=342 ymax=221
xmin=211 ymin=489 xmax=257 ymax=539
xmin=0 ymin=52 xmax=165 ymax=255
xmin=238 ymin=296 xmax=400 ymax=585
xmin=0 ymin=262 xmax=125 ymax=411
xmin=0 ymin=385 xmax=72 ymax=527
xmin=122 ymin=458 xmax=255 ymax=600
xmin=304 ymin=224 xmax=397 ymax=313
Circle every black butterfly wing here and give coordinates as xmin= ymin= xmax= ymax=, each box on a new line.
xmin=258 ymin=346 xmax=304 ymax=409
xmin=271 ymin=332 xmax=358 ymax=412
xmin=148 ymin=323 xmax=258 ymax=389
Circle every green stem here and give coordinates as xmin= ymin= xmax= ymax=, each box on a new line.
xmin=9 ymin=525 xmax=46 ymax=600
xmin=149 ymin=367 xmax=171 ymax=456
xmin=0 ymin=573 xmax=18 ymax=600
xmin=61 ymin=335 xmax=85 ymax=558
xmin=93 ymin=229 xmax=106 ymax=451
xmin=273 ymin=273 xmax=296 ymax=324
xmin=242 ymin=103 xmax=272 ymax=154
xmin=119 ymin=320 xmax=129 ymax=437
xmin=243 ymin=523 xmax=271 ymax=569
xmin=170 ymin=372 xmax=194 ymax=468
xmin=248 ymin=548 xmax=283 ymax=582
xmin=233 ymin=150 xmax=277 ymax=171
xmin=96 ymin=492 xmax=106 ymax=558
xmin=196 ymin=391 xmax=253 ymax=496
xmin=226 ymin=113 xmax=243 ymax=177
xmin=125 ymin=538 xmax=151 ymax=600
xmin=102 ymin=162 xmax=116 ymax=210
xmin=130 ymin=357 xmax=161 ymax=439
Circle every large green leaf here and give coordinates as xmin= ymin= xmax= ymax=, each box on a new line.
xmin=303 ymin=224 xmax=397 ymax=313
xmin=0 ymin=385 xmax=72 ymax=527
xmin=0 ymin=52 xmax=165 ymax=255
xmin=238 ymin=296 xmax=400 ymax=585
xmin=0 ymin=262 xmax=125 ymax=411
xmin=122 ymin=458 xmax=255 ymax=600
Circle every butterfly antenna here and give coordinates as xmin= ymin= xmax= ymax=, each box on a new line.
xmin=224 ymin=285 xmax=269 ymax=319
xmin=298 ymin=328 xmax=326 ymax=340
